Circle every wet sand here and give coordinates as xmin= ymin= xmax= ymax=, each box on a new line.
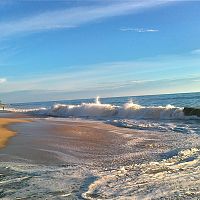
xmin=0 ymin=112 xmax=200 ymax=199
xmin=1 ymin=114 xmax=197 ymax=167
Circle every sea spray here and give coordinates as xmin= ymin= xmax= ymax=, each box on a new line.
xmin=2 ymin=97 xmax=199 ymax=120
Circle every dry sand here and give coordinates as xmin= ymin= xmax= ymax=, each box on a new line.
xmin=0 ymin=118 xmax=28 ymax=149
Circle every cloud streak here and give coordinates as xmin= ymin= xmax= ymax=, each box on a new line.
xmin=1 ymin=51 xmax=200 ymax=94
xmin=0 ymin=0 xmax=169 ymax=37
xmin=191 ymin=49 xmax=200 ymax=55
xmin=1 ymin=75 xmax=200 ymax=103
xmin=120 ymin=27 xmax=159 ymax=32
xmin=0 ymin=78 xmax=7 ymax=84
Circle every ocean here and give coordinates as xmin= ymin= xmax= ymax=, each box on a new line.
xmin=5 ymin=92 xmax=200 ymax=135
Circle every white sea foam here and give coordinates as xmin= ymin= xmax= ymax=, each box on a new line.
xmin=0 ymin=161 xmax=85 ymax=199
xmin=109 ymin=119 xmax=199 ymax=134
xmin=118 ymin=100 xmax=185 ymax=120
xmin=2 ymin=107 xmax=47 ymax=113
xmin=2 ymin=97 xmax=199 ymax=120
xmin=82 ymin=147 xmax=200 ymax=199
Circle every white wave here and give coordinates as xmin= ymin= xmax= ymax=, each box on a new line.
xmin=3 ymin=97 xmax=199 ymax=120
xmin=119 ymin=100 xmax=184 ymax=120
xmin=45 ymin=102 xmax=118 ymax=117
xmin=2 ymin=107 xmax=47 ymax=113
xmin=109 ymin=119 xmax=199 ymax=134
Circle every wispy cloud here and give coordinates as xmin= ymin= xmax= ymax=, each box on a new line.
xmin=191 ymin=49 xmax=200 ymax=55
xmin=0 ymin=78 xmax=7 ymax=84
xmin=120 ymin=27 xmax=159 ymax=33
xmin=130 ymin=80 xmax=152 ymax=84
xmin=1 ymin=50 xmax=200 ymax=102
xmin=1 ymin=75 xmax=200 ymax=103
xmin=2 ymin=51 xmax=200 ymax=93
xmin=0 ymin=0 xmax=170 ymax=38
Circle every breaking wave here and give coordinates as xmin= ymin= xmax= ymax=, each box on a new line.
xmin=3 ymin=97 xmax=199 ymax=120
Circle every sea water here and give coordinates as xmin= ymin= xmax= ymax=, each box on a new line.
xmin=5 ymin=92 xmax=200 ymax=135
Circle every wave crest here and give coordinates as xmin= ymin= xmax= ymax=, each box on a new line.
xmin=47 ymin=102 xmax=118 ymax=117
xmin=3 ymin=97 xmax=197 ymax=120
xmin=120 ymin=100 xmax=184 ymax=119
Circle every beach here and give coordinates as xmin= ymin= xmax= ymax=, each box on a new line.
xmin=1 ymin=0 xmax=200 ymax=198
xmin=0 ymin=117 xmax=28 ymax=149
xmin=0 ymin=111 xmax=200 ymax=199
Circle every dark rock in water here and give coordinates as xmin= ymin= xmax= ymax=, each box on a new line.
xmin=183 ymin=107 xmax=200 ymax=117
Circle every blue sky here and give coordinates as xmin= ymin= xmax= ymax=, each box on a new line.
xmin=0 ymin=0 xmax=200 ymax=103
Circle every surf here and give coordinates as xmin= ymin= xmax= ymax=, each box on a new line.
xmin=2 ymin=96 xmax=200 ymax=120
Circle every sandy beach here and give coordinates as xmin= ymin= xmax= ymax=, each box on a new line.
xmin=0 ymin=112 xmax=200 ymax=199
xmin=1 ymin=0 xmax=200 ymax=198
xmin=0 ymin=117 xmax=28 ymax=149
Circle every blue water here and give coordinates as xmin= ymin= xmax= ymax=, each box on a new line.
xmin=9 ymin=92 xmax=200 ymax=109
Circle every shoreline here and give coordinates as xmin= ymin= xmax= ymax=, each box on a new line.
xmin=0 ymin=112 xmax=200 ymax=199
xmin=0 ymin=117 xmax=29 ymax=149
xmin=1 ymin=113 xmax=200 ymax=166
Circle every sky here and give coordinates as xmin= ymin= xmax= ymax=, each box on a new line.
xmin=0 ymin=0 xmax=200 ymax=103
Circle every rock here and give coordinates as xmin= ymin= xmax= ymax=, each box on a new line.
xmin=183 ymin=107 xmax=200 ymax=117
